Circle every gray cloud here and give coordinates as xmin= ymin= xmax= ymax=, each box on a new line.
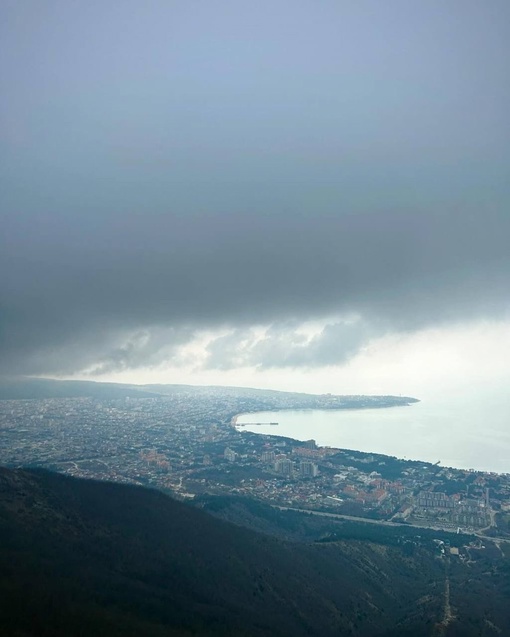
xmin=205 ymin=320 xmax=371 ymax=370
xmin=1 ymin=1 xmax=509 ymax=375
xmin=84 ymin=326 xmax=196 ymax=376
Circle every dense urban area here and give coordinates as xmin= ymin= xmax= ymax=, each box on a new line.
xmin=2 ymin=382 xmax=510 ymax=551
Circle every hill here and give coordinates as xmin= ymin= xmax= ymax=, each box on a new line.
xmin=0 ymin=377 xmax=160 ymax=400
xmin=0 ymin=378 xmax=418 ymax=410
xmin=0 ymin=467 xmax=447 ymax=637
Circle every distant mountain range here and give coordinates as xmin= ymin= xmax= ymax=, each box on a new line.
xmin=0 ymin=377 xmax=160 ymax=400
xmin=0 ymin=377 xmax=418 ymax=407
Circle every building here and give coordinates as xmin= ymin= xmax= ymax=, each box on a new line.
xmin=416 ymin=491 xmax=454 ymax=509
xmin=299 ymin=460 xmax=318 ymax=477
xmin=275 ymin=458 xmax=294 ymax=477
xmin=261 ymin=450 xmax=276 ymax=464
xmin=224 ymin=447 xmax=237 ymax=462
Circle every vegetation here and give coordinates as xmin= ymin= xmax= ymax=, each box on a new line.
xmin=0 ymin=467 xmax=442 ymax=636
xmin=1 ymin=468 xmax=509 ymax=636
xmin=199 ymin=494 xmax=475 ymax=547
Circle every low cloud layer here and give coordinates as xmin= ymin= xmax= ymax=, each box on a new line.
xmin=205 ymin=320 xmax=372 ymax=370
xmin=1 ymin=1 xmax=509 ymax=376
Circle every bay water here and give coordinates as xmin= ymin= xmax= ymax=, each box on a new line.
xmin=236 ymin=390 xmax=510 ymax=474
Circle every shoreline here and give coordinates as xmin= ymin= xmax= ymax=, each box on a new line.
xmin=231 ymin=402 xmax=416 ymax=426
xmin=232 ymin=405 xmax=504 ymax=475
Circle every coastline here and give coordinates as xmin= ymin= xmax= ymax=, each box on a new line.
xmin=233 ymin=403 xmax=506 ymax=474
xmin=232 ymin=403 xmax=417 ymax=461
xmin=231 ymin=402 xmax=416 ymax=427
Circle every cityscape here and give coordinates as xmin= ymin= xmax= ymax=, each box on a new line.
xmin=2 ymin=385 xmax=510 ymax=542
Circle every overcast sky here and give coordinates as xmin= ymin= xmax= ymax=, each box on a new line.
xmin=1 ymin=1 xmax=509 ymax=396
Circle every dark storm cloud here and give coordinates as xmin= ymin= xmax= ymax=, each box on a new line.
xmin=1 ymin=1 xmax=509 ymax=374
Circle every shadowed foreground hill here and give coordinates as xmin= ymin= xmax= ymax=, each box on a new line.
xmin=0 ymin=468 xmax=445 ymax=636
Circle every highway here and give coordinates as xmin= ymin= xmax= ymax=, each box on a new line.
xmin=273 ymin=505 xmax=510 ymax=543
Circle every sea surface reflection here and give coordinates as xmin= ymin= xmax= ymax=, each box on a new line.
xmin=236 ymin=392 xmax=510 ymax=474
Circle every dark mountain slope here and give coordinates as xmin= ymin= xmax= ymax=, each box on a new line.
xmin=0 ymin=467 xmax=444 ymax=637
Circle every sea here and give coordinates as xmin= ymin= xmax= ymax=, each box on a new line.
xmin=236 ymin=389 xmax=510 ymax=474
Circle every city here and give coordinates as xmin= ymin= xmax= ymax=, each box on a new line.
xmin=2 ymin=386 xmax=510 ymax=543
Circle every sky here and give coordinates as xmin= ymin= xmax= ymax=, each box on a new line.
xmin=1 ymin=1 xmax=509 ymax=398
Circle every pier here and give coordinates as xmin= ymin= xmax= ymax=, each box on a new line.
xmin=236 ymin=422 xmax=279 ymax=427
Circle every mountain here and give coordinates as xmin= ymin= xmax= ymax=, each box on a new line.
xmin=2 ymin=467 xmax=508 ymax=636
xmin=0 ymin=377 xmax=160 ymax=400
xmin=0 ymin=377 xmax=418 ymax=408
xmin=0 ymin=467 xmax=447 ymax=637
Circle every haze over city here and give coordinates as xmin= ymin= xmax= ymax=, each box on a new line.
xmin=3 ymin=4 xmax=510 ymax=635
xmin=1 ymin=1 xmax=509 ymax=401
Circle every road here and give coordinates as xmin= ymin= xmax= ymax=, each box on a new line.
xmin=273 ymin=505 xmax=510 ymax=543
